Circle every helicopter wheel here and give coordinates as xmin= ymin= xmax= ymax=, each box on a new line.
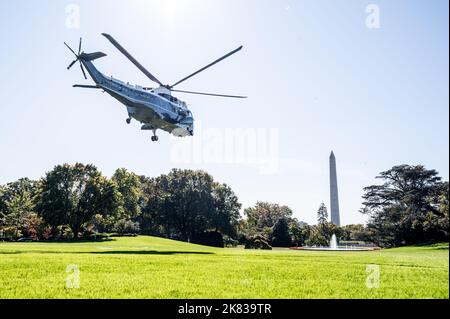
xmin=126 ymin=118 xmax=131 ymax=124
xmin=151 ymin=136 xmax=159 ymax=142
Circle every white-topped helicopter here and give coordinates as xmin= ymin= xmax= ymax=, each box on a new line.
xmin=64 ymin=34 xmax=246 ymax=141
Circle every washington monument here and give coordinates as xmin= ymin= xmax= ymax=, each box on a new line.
xmin=329 ymin=151 xmax=341 ymax=226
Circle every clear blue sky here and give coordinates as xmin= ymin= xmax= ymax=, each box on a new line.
xmin=0 ymin=0 xmax=448 ymax=225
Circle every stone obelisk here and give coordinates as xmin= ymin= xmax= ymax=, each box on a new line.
xmin=329 ymin=151 xmax=341 ymax=226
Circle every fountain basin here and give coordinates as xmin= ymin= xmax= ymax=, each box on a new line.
xmin=290 ymin=235 xmax=379 ymax=251
xmin=291 ymin=246 xmax=377 ymax=251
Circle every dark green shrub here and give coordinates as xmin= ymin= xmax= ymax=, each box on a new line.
xmin=245 ymin=234 xmax=272 ymax=250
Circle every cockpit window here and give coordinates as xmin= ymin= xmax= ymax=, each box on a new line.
xmin=158 ymin=93 xmax=167 ymax=99
xmin=158 ymin=93 xmax=180 ymax=104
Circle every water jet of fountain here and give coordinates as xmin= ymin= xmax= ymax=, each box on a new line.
xmin=330 ymin=234 xmax=337 ymax=249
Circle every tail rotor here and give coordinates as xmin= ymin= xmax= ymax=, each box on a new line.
xmin=64 ymin=38 xmax=87 ymax=79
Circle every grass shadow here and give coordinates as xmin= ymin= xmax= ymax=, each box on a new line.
xmin=0 ymin=250 xmax=214 ymax=256
xmin=41 ymin=238 xmax=115 ymax=244
xmin=90 ymin=250 xmax=215 ymax=255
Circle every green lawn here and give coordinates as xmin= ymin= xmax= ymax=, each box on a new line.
xmin=0 ymin=236 xmax=448 ymax=299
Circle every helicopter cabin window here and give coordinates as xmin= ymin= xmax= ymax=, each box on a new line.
xmin=158 ymin=93 xmax=180 ymax=105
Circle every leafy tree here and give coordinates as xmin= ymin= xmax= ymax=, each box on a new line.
xmin=0 ymin=178 xmax=37 ymax=239
xmin=306 ymin=226 xmax=328 ymax=247
xmin=271 ymin=218 xmax=292 ymax=247
xmin=140 ymin=170 xmax=242 ymax=242
xmin=21 ymin=213 xmax=45 ymax=240
xmin=288 ymin=220 xmax=309 ymax=247
xmin=0 ymin=179 xmax=37 ymax=212
xmin=113 ymin=219 xmax=140 ymax=235
xmin=242 ymin=202 xmax=298 ymax=245
xmin=317 ymin=202 xmax=328 ymax=224
xmin=0 ymin=184 xmax=5 ymax=218
xmin=211 ymin=183 xmax=241 ymax=236
xmin=340 ymin=224 xmax=368 ymax=242
xmin=423 ymin=181 xmax=449 ymax=239
xmin=245 ymin=233 xmax=272 ymax=250
xmin=361 ymin=165 xmax=448 ymax=247
xmin=159 ymin=169 xmax=215 ymax=241
xmin=244 ymin=202 xmax=293 ymax=231
xmin=36 ymin=163 xmax=121 ymax=239
xmin=138 ymin=176 xmax=167 ymax=236
xmin=140 ymin=169 xmax=240 ymax=242
xmin=111 ymin=168 xmax=142 ymax=221
xmin=307 ymin=222 xmax=341 ymax=247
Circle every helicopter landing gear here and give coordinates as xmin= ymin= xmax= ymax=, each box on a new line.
xmin=126 ymin=117 xmax=131 ymax=124
xmin=151 ymin=130 xmax=159 ymax=142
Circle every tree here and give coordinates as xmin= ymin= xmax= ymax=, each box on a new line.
xmin=211 ymin=183 xmax=241 ymax=237
xmin=244 ymin=202 xmax=293 ymax=231
xmin=158 ymin=169 xmax=215 ymax=241
xmin=36 ymin=163 xmax=121 ymax=239
xmin=288 ymin=219 xmax=309 ymax=247
xmin=317 ymin=202 xmax=328 ymax=224
xmin=245 ymin=234 xmax=272 ymax=250
xmin=0 ymin=184 xmax=5 ymax=219
xmin=424 ymin=182 xmax=449 ymax=239
xmin=340 ymin=224 xmax=368 ymax=242
xmin=138 ymin=176 xmax=166 ymax=236
xmin=113 ymin=219 xmax=140 ymax=235
xmin=271 ymin=218 xmax=292 ymax=247
xmin=21 ymin=213 xmax=45 ymax=240
xmin=361 ymin=165 xmax=448 ymax=247
xmin=307 ymin=222 xmax=340 ymax=247
xmin=140 ymin=169 xmax=241 ymax=242
xmin=0 ymin=178 xmax=37 ymax=239
xmin=111 ymin=168 xmax=142 ymax=221
xmin=242 ymin=202 xmax=296 ymax=245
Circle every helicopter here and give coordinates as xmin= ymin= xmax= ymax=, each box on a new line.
xmin=64 ymin=33 xmax=246 ymax=142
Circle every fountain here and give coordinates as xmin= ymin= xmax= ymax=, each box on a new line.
xmin=329 ymin=234 xmax=338 ymax=250
xmin=291 ymin=234 xmax=376 ymax=251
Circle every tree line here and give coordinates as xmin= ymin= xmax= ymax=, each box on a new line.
xmin=0 ymin=163 xmax=448 ymax=248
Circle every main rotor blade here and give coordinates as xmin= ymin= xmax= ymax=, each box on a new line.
xmin=169 ymin=46 xmax=243 ymax=89
xmin=64 ymin=42 xmax=77 ymax=57
xmin=78 ymin=37 xmax=82 ymax=55
xmin=80 ymin=62 xmax=87 ymax=79
xmin=102 ymin=33 xmax=163 ymax=86
xmin=171 ymin=89 xmax=247 ymax=99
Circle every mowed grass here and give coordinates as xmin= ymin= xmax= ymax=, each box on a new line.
xmin=0 ymin=236 xmax=448 ymax=299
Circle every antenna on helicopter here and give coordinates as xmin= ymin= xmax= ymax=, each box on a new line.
xmin=101 ymin=33 xmax=247 ymax=99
